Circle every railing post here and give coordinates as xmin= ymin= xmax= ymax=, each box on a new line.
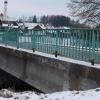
xmin=16 ymin=30 xmax=19 ymax=49
xmin=2 ymin=30 xmax=4 ymax=45
xmin=5 ymin=29 xmax=7 ymax=46
xmin=96 ymin=29 xmax=99 ymax=62
xmin=55 ymin=30 xmax=58 ymax=57
xmin=92 ymin=29 xmax=95 ymax=63
xmin=32 ymin=30 xmax=36 ymax=52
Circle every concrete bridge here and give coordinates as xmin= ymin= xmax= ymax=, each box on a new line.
xmin=0 ymin=29 xmax=100 ymax=93
xmin=0 ymin=45 xmax=100 ymax=93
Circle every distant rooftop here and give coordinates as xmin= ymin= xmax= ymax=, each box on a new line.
xmin=4 ymin=0 xmax=8 ymax=4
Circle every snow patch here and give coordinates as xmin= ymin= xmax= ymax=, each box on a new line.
xmin=0 ymin=88 xmax=100 ymax=100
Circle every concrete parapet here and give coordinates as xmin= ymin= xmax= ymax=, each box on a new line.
xmin=0 ymin=46 xmax=99 ymax=93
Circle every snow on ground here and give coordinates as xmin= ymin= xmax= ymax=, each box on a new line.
xmin=0 ymin=88 xmax=100 ymax=100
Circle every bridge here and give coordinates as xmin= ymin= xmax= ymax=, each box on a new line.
xmin=0 ymin=28 xmax=100 ymax=92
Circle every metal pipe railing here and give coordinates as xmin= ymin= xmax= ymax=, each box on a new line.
xmin=0 ymin=28 xmax=99 ymax=63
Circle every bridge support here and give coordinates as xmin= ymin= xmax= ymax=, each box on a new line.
xmin=0 ymin=46 xmax=99 ymax=93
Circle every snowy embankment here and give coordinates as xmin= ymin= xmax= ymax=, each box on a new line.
xmin=0 ymin=88 xmax=100 ymax=100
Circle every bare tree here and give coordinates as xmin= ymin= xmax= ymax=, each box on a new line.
xmin=68 ymin=0 xmax=100 ymax=27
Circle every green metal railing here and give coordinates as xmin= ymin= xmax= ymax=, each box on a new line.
xmin=0 ymin=28 xmax=100 ymax=63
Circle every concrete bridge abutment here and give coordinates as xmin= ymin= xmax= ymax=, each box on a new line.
xmin=0 ymin=46 xmax=99 ymax=93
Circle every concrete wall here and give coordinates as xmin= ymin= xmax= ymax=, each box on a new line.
xmin=0 ymin=46 xmax=100 ymax=93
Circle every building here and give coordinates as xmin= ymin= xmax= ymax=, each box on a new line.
xmin=0 ymin=0 xmax=8 ymax=21
xmin=0 ymin=13 xmax=4 ymax=21
xmin=0 ymin=20 xmax=19 ymax=29
xmin=22 ymin=22 xmax=46 ymax=30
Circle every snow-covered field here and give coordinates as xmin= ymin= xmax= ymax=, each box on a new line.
xmin=0 ymin=88 xmax=100 ymax=100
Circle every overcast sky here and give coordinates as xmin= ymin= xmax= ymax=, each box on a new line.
xmin=0 ymin=0 xmax=70 ymax=18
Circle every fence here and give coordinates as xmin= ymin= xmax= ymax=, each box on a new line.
xmin=0 ymin=28 xmax=100 ymax=63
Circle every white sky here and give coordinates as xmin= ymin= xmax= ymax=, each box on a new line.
xmin=0 ymin=0 xmax=70 ymax=18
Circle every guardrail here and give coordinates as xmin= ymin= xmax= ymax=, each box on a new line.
xmin=0 ymin=28 xmax=100 ymax=63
